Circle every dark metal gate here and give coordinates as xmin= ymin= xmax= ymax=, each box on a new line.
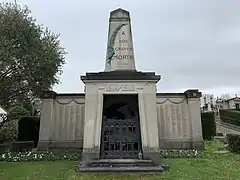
xmin=100 ymin=118 xmax=141 ymax=159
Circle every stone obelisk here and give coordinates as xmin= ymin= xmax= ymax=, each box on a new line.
xmin=105 ymin=8 xmax=136 ymax=71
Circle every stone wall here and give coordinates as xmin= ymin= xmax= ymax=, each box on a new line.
xmin=38 ymin=90 xmax=203 ymax=151
xmin=156 ymin=93 xmax=203 ymax=149
xmin=38 ymin=92 xmax=85 ymax=151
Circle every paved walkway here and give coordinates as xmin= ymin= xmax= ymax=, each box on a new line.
xmin=216 ymin=115 xmax=240 ymax=135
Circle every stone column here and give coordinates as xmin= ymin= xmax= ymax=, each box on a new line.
xmin=184 ymin=90 xmax=204 ymax=150
xmin=139 ymin=83 xmax=160 ymax=164
xmin=94 ymin=89 xmax=104 ymax=148
xmin=138 ymin=92 xmax=148 ymax=148
xmin=38 ymin=91 xmax=56 ymax=150
xmin=81 ymin=84 xmax=101 ymax=163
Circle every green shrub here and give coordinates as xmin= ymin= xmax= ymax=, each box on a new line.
xmin=226 ymin=134 xmax=240 ymax=154
xmin=0 ymin=120 xmax=18 ymax=143
xmin=8 ymin=105 xmax=30 ymax=120
xmin=219 ymin=109 xmax=240 ymax=126
xmin=18 ymin=116 xmax=40 ymax=147
xmin=201 ymin=112 xmax=216 ymax=140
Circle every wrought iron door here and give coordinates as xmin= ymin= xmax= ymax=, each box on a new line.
xmin=100 ymin=118 xmax=141 ymax=159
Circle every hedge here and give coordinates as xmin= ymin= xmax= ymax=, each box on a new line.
xmin=11 ymin=141 xmax=35 ymax=152
xmin=17 ymin=116 xmax=40 ymax=147
xmin=226 ymin=134 xmax=240 ymax=154
xmin=0 ymin=141 xmax=35 ymax=153
xmin=0 ymin=143 xmax=10 ymax=154
xmin=201 ymin=112 xmax=216 ymax=140
xmin=219 ymin=109 xmax=240 ymax=126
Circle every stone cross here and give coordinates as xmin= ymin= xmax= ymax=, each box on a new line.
xmin=105 ymin=8 xmax=136 ymax=71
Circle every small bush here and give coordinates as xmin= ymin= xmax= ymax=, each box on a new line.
xmin=219 ymin=109 xmax=240 ymax=126
xmin=0 ymin=149 xmax=204 ymax=162
xmin=201 ymin=112 xmax=216 ymax=140
xmin=11 ymin=141 xmax=35 ymax=152
xmin=0 ymin=120 xmax=18 ymax=143
xmin=226 ymin=134 xmax=240 ymax=154
xmin=0 ymin=151 xmax=81 ymax=162
xmin=18 ymin=116 xmax=40 ymax=147
xmin=8 ymin=105 xmax=30 ymax=120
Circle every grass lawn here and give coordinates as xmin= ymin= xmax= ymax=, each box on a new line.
xmin=0 ymin=141 xmax=240 ymax=180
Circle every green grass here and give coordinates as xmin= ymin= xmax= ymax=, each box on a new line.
xmin=0 ymin=141 xmax=240 ymax=180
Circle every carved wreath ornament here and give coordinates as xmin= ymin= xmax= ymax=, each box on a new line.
xmin=107 ymin=23 xmax=127 ymax=65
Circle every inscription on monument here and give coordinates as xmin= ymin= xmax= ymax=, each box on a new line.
xmin=171 ymin=104 xmax=177 ymax=137
xmin=112 ymin=31 xmax=135 ymax=61
xmin=176 ymin=105 xmax=183 ymax=137
xmin=181 ymin=104 xmax=189 ymax=138
xmin=119 ymin=39 xmax=128 ymax=43
xmin=115 ymin=47 xmax=133 ymax=51
xmin=105 ymin=84 xmax=136 ymax=92
xmin=113 ymin=55 xmax=134 ymax=60
xmin=160 ymin=106 xmax=166 ymax=137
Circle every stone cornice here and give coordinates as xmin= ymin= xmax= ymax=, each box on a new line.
xmin=81 ymin=71 xmax=161 ymax=83
xmin=40 ymin=89 xmax=201 ymax=99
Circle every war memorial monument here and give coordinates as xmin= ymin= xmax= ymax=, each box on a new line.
xmin=38 ymin=8 xmax=203 ymax=172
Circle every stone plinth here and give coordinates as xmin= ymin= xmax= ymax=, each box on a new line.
xmin=80 ymin=71 xmax=161 ymax=165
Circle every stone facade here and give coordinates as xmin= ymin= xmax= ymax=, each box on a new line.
xmin=157 ymin=91 xmax=203 ymax=149
xmin=38 ymin=8 xmax=204 ymax=165
xmin=38 ymin=93 xmax=85 ymax=151
xmin=38 ymin=89 xmax=203 ymax=151
xmin=80 ymin=71 xmax=162 ymax=162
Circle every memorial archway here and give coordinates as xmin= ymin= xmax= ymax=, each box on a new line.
xmin=100 ymin=94 xmax=142 ymax=159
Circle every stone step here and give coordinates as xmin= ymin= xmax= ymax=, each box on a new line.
xmin=90 ymin=159 xmax=154 ymax=167
xmin=78 ymin=165 xmax=166 ymax=173
xmin=78 ymin=159 xmax=170 ymax=173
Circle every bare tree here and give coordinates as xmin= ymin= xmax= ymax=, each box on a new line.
xmin=220 ymin=93 xmax=231 ymax=100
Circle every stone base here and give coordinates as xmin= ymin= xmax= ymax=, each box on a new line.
xmin=37 ymin=140 xmax=204 ymax=152
xmin=80 ymin=148 xmax=100 ymax=167
xmin=37 ymin=140 xmax=83 ymax=152
xmin=78 ymin=159 xmax=170 ymax=173
xmin=78 ymin=165 xmax=166 ymax=173
xmin=159 ymin=139 xmax=204 ymax=150
xmin=142 ymin=147 xmax=161 ymax=165
xmin=80 ymin=147 xmax=164 ymax=168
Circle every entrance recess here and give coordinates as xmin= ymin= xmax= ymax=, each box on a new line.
xmin=100 ymin=94 xmax=142 ymax=159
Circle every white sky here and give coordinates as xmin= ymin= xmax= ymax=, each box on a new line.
xmin=6 ymin=0 xmax=240 ymax=98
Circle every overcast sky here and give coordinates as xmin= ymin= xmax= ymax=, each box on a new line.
xmin=7 ymin=0 xmax=240 ymax=98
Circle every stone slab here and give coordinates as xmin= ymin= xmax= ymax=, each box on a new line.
xmin=37 ymin=141 xmax=83 ymax=152
xmin=90 ymin=159 xmax=154 ymax=167
xmin=81 ymin=71 xmax=161 ymax=82
xmin=159 ymin=140 xmax=204 ymax=150
xmin=78 ymin=165 xmax=166 ymax=173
